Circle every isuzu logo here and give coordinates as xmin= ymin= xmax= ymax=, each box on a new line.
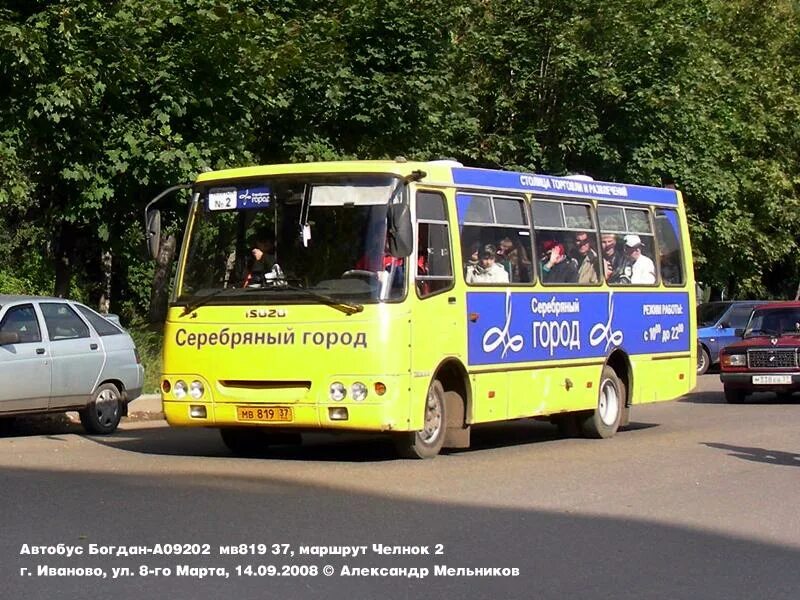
xmin=245 ymin=308 xmax=287 ymax=318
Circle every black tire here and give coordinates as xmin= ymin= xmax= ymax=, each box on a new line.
xmin=697 ymin=346 xmax=710 ymax=376
xmin=79 ymin=383 xmax=123 ymax=434
xmin=394 ymin=380 xmax=447 ymax=459
xmin=580 ymin=366 xmax=624 ymax=439
xmin=219 ymin=428 xmax=275 ymax=456
xmin=724 ymin=386 xmax=746 ymax=404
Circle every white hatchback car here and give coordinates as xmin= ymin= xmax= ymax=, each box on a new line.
xmin=0 ymin=296 xmax=144 ymax=434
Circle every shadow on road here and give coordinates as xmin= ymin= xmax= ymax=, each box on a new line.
xmin=1 ymin=464 xmax=799 ymax=600
xmin=63 ymin=418 xmax=661 ymax=462
xmin=704 ymin=442 xmax=800 ymax=467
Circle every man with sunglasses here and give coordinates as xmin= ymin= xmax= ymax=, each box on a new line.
xmin=572 ymin=231 xmax=601 ymax=284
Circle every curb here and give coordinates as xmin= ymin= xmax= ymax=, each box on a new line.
xmin=126 ymin=394 xmax=164 ymax=421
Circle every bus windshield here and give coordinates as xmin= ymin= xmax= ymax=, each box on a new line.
xmin=178 ymin=174 xmax=407 ymax=306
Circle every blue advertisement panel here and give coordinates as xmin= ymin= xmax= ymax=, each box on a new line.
xmin=452 ymin=168 xmax=678 ymax=207
xmin=467 ymin=291 xmax=690 ymax=365
xmin=236 ymin=186 xmax=272 ymax=209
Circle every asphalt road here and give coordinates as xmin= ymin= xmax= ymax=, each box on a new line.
xmin=1 ymin=374 xmax=799 ymax=600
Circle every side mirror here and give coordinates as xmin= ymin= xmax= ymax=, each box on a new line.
xmin=0 ymin=331 xmax=20 ymax=345
xmin=146 ymin=208 xmax=161 ymax=260
xmin=387 ymin=204 xmax=413 ymax=258
xmin=734 ymin=328 xmax=744 ymax=338
xmin=718 ymin=321 xmax=729 ymax=329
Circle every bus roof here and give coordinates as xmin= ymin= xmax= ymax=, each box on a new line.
xmin=195 ymin=160 xmax=680 ymax=207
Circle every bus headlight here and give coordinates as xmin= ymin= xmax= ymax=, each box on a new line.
xmin=329 ymin=382 xmax=346 ymax=401
xmin=351 ymin=382 xmax=368 ymax=402
xmin=174 ymin=380 xmax=188 ymax=400
xmin=190 ymin=380 xmax=205 ymax=399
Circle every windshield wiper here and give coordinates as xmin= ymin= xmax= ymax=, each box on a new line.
xmin=181 ymin=284 xmax=363 ymax=316
xmin=180 ymin=287 xmax=244 ymax=316
xmin=275 ymin=283 xmax=364 ymax=316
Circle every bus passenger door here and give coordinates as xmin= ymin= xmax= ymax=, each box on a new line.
xmin=411 ymin=192 xmax=462 ymax=417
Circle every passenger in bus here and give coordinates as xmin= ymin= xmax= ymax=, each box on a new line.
xmin=465 ymin=244 xmax=509 ymax=284
xmin=243 ymin=235 xmax=276 ymax=287
xmin=496 ymin=236 xmax=532 ymax=283
xmin=463 ymin=241 xmax=480 ymax=275
xmin=659 ymin=250 xmax=682 ymax=284
xmin=623 ymin=234 xmax=656 ymax=284
xmin=354 ymin=228 xmax=404 ymax=289
xmin=571 ymin=231 xmax=601 ymax=284
xmin=540 ymin=240 xmax=578 ymax=284
xmin=601 ymin=233 xmax=632 ymax=284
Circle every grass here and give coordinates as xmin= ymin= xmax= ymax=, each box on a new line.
xmin=128 ymin=325 xmax=163 ymax=395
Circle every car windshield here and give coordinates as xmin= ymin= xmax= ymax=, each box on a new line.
xmin=696 ymin=302 xmax=730 ymax=327
xmin=744 ymin=307 xmax=800 ymax=337
xmin=178 ymin=174 xmax=407 ymax=307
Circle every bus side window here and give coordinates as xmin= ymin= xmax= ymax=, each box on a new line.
xmin=532 ymin=199 xmax=598 ymax=286
xmin=458 ymin=193 xmax=533 ymax=285
xmin=655 ymin=208 xmax=685 ymax=286
xmin=598 ymin=205 xmax=657 ymax=286
xmin=416 ymin=192 xmax=453 ymax=298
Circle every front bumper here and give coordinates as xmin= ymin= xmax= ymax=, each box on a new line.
xmin=163 ymin=400 xmax=405 ymax=433
xmin=720 ymin=372 xmax=800 ymax=391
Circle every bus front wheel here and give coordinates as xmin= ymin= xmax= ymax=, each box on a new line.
xmin=581 ymin=366 xmax=624 ymax=439
xmin=394 ymin=380 xmax=447 ymax=459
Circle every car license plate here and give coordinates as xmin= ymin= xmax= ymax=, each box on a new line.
xmin=236 ymin=406 xmax=293 ymax=422
xmin=752 ymin=375 xmax=792 ymax=385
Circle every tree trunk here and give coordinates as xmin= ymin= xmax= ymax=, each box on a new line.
xmin=98 ymin=250 xmax=112 ymax=314
xmin=53 ymin=223 xmax=75 ymax=298
xmin=148 ymin=233 xmax=176 ymax=324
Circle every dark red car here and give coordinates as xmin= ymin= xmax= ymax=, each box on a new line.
xmin=719 ymin=302 xmax=800 ymax=403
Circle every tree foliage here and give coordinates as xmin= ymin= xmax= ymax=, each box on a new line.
xmin=0 ymin=0 xmax=797 ymax=310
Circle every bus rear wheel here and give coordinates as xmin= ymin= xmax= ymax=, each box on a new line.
xmin=394 ymin=380 xmax=446 ymax=459
xmin=581 ymin=366 xmax=624 ymax=439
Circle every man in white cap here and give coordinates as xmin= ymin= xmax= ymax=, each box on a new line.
xmin=623 ymin=234 xmax=656 ymax=284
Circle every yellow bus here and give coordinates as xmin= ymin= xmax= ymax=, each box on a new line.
xmin=145 ymin=159 xmax=696 ymax=458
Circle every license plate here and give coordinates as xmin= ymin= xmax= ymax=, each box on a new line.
xmin=752 ymin=375 xmax=792 ymax=385
xmin=236 ymin=406 xmax=293 ymax=422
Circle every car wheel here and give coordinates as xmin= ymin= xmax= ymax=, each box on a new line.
xmin=580 ymin=366 xmax=624 ymax=439
xmin=79 ymin=383 xmax=123 ymax=434
xmin=697 ymin=346 xmax=710 ymax=375
xmin=394 ymin=380 xmax=446 ymax=459
xmin=723 ymin=386 xmax=746 ymax=404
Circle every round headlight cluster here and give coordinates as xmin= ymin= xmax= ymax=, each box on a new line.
xmin=174 ymin=380 xmax=188 ymax=400
xmin=329 ymin=382 xmax=346 ymax=401
xmin=169 ymin=379 xmax=205 ymax=399
xmin=189 ymin=380 xmax=205 ymax=399
xmin=329 ymin=382 xmax=369 ymax=401
xmin=350 ymin=382 xmax=368 ymax=402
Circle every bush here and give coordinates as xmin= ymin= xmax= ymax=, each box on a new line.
xmin=127 ymin=323 xmax=163 ymax=395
